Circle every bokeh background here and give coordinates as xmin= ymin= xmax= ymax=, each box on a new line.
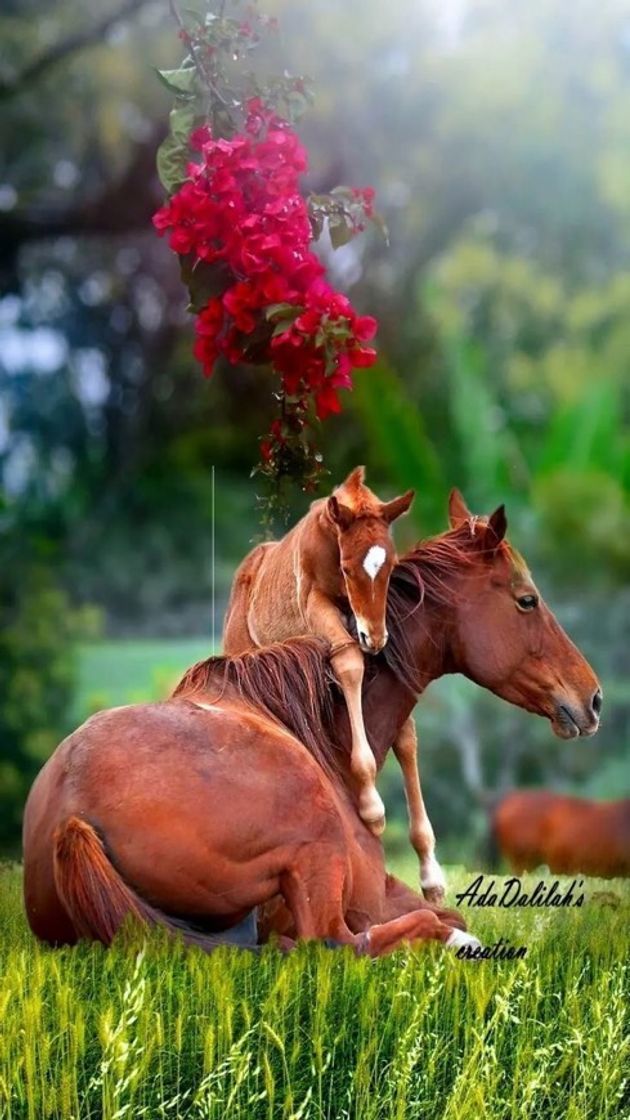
xmin=1 ymin=0 xmax=628 ymax=865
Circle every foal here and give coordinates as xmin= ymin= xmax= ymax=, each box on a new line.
xmin=223 ymin=466 xmax=414 ymax=833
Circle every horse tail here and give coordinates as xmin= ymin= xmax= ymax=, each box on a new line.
xmin=53 ymin=816 xmax=260 ymax=952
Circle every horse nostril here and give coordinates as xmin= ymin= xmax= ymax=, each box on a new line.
xmin=591 ymin=689 xmax=603 ymax=717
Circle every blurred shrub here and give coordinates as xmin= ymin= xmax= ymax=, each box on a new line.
xmin=0 ymin=543 xmax=100 ymax=849
xmin=533 ymin=469 xmax=630 ymax=579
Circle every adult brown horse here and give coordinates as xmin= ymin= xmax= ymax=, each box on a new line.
xmin=23 ymin=493 xmax=601 ymax=955
xmin=492 ymin=791 xmax=629 ymax=876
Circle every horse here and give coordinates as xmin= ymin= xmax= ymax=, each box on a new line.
xmin=492 ymin=791 xmax=630 ymax=877
xmin=223 ymin=465 xmax=414 ymax=836
xmin=22 ymin=492 xmax=601 ymax=956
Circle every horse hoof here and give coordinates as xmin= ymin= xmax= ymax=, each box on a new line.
xmin=422 ymin=884 xmax=446 ymax=904
xmin=420 ymin=859 xmax=447 ymax=904
xmin=367 ymin=814 xmax=386 ymax=836
xmin=445 ymin=929 xmax=483 ymax=959
xmin=359 ymin=790 xmax=386 ymax=834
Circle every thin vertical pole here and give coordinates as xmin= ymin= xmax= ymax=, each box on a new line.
xmin=211 ymin=465 xmax=216 ymax=651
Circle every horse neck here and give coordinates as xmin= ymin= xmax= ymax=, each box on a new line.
xmin=296 ymin=502 xmax=341 ymax=586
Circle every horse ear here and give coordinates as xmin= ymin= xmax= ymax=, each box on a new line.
xmin=380 ymin=489 xmax=415 ymax=524
xmin=448 ymin=488 xmax=472 ymax=529
xmin=341 ymin=465 xmax=366 ymax=491
xmin=327 ymin=495 xmax=354 ymax=531
xmin=485 ymin=504 xmax=508 ymax=548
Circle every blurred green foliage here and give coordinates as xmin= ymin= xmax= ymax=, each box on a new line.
xmin=0 ymin=0 xmax=628 ymax=853
xmin=0 ymin=534 xmax=100 ymax=848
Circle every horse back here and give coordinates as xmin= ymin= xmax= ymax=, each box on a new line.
xmin=223 ymin=503 xmax=340 ymax=650
xmin=223 ymin=541 xmax=277 ymax=653
xmin=495 ymin=790 xmax=630 ymax=876
xmin=493 ymin=790 xmax=565 ymax=871
xmin=544 ymin=797 xmax=630 ymax=876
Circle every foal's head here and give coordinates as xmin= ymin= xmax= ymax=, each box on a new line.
xmin=327 ymin=466 xmax=414 ymax=654
xmin=445 ymin=490 xmax=602 ymax=738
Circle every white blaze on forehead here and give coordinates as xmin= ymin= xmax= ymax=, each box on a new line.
xmin=363 ymin=545 xmax=387 ymax=580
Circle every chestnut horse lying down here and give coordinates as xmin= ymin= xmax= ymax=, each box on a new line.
xmin=493 ymin=791 xmax=628 ymax=877
xmin=23 ymin=495 xmax=601 ymax=956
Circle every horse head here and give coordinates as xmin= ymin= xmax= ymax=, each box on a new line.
xmin=327 ymin=466 xmax=414 ymax=654
xmin=446 ymin=490 xmax=602 ymax=738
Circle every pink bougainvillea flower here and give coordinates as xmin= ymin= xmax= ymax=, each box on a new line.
xmin=153 ymin=105 xmax=379 ymax=445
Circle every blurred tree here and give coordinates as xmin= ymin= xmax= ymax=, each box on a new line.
xmin=0 ymin=524 xmax=98 ymax=848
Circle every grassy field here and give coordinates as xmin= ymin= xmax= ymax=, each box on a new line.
xmin=14 ymin=642 xmax=626 ymax=1116
xmin=1 ymin=863 xmax=629 ymax=1120
xmin=73 ymin=638 xmax=214 ymax=723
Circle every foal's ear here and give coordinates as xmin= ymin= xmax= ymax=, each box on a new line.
xmin=327 ymin=495 xmax=355 ymax=531
xmin=484 ymin=504 xmax=508 ymax=549
xmin=342 ymin=465 xmax=366 ymax=490
xmin=448 ymin=488 xmax=472 ymax=529
xmin=380 ymin=489 xmax=415 ymax=525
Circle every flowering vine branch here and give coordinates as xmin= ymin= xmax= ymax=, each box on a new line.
xmin=153 ymin=0 xmax=384 ymax=518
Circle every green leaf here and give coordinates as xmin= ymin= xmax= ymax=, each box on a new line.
xmin=182 ymin=259 xmax=232 ymax=313
xmin=155 ymin=66 xmax=197 ymax=97
xmin=285 ymin=90 xmax=309 ymax=123
xmin=272 ymin=320 xmax=297 ymax=338
xmin=156 ymin=135 xmax=188 ymax=194
xmin=309 ymin=211 xmax=324 ymax=240
xmin=265 ymin=303 xmax=300 ymax=322
xmin=329 ymin=216 xmax=354 ymax=250
xmin=169 ymin=104 xmax=196 ymax=145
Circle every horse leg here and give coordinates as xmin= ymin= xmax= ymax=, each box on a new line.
xmin=278 ymin=848 xmax=356 ymax=944
xmin=331 ymin=643 xmax=385 ymax=834
xmin=383 ymin=873 xmax=465 ymax=930
xmin=366 ymin=909 xmax=481 ymax=958
xmin=393 ymin=717 xmax=446 ymax=902
xmin=277 ymin=849 xmax=478 ymax=958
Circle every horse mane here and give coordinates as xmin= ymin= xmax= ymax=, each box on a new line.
xmin=172 ymin=636 xmax=343 ymax=783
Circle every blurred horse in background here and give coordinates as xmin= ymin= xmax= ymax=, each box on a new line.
xmin=492 ymin=791 xmax=630 ymax=876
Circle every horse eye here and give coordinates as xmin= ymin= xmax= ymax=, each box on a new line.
xmin=516 ymin=593 xmax=539 ymax=612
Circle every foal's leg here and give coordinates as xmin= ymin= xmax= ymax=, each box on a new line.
xmin=393 ymin=717 xmax=446 ymax=902
xmin=331 ymin=642 xmax=386 ymax=834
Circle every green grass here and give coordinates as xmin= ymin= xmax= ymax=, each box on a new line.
xmin=1 ymin=864 xmax=629 ymax=1120
xmin=73 ymin=639 xmax=214 ymax=723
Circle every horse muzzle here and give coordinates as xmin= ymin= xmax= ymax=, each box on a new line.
xmin=551 ymin=689 xmax=603 ymax=739
xmin=357 ymin=630 xmax=388 ymax=655
xmin=353 ymin=614 xmax=388 ymax=655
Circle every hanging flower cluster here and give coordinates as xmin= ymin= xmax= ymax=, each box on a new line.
xmin=153 ymin=3 xmax=384 ymax=513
